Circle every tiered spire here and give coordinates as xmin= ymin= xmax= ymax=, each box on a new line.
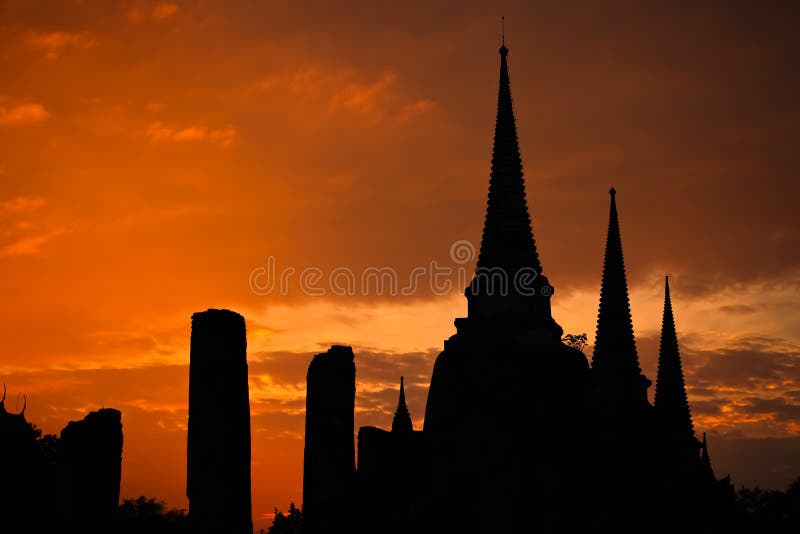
xmin=391 ymin=377 xmax=413 ymax=433
xmin=592 ymin=188 xmax=643 ymax=377
xmin=473 ymin=42 xmax=543 ymax=279
xmin=654 ymin=277 xmax=694 ymax=439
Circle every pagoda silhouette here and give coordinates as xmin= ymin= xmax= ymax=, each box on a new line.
xmin=302 ymin=39 xmax=734 ymax=533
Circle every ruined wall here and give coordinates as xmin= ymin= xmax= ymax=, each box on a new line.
xmin=57 ymin=408 xmax=123 ymax=533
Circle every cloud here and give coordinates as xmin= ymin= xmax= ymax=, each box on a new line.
xmin=152 ymin=3 xmax=179 ymax=20
xmin=27 ymin=31 xmax=96 ymax=59
xmin=0 ymin=197 xmax=62 ymax=258
xmin=128 ymin=3 xmax=179 ymax=23
xmin=259 ymin=67 xmax=433 ymax=124
xmin=147 ymin=122 xmax=236 ymax=146
xmin=0 ymin=103 xmax=50 ymax=125
xmin=650 ymin=335 xmax=800 ymax=438
xmin=1 ymin=196 xmax=47 ymax=213
xmin=718 ymin=304 xmax=759 ymax=315
xmin=0 ymin=233 xmax=56 ymax=257
xmin=397 ymin=99 xmax=436 ymax=123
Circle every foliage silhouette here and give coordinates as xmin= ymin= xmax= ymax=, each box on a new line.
xmin=562 ymin=332 xmax=588 ymax=353
xmin=734 ymin=477 xmax=800 ymax=532
xmin=117 ymin=496 xmax=189 ymax=533
xmin=266 ymin=502 xmax=303 ymax=534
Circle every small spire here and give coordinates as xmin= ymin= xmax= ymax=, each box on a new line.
xmin=655 ymin=276 xmax=694 ymax=440
xmin=392 ymin=377 xmax=413 ymax=433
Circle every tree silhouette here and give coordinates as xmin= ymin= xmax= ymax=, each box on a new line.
xmin=266 ymin=502 xmax=303 ymax=534
xmin=562 ymin=332 xmax=588 ymax=353
xmin=734 ymin=476 xmax=800 ymax=532
xmin=117 ymin=496 xmax=189 ymax=533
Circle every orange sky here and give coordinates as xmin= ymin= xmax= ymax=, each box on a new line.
xmin=1 ymin=1 xmax=799 ymax=529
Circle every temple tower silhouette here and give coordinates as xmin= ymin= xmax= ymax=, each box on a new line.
xmin=187 ymin=309 xmax=252 ymax=534
xmin=585 ymin=189 xmax=657 ymax=526
xmin=302 ymin=36 xmax=734 ymax=534
xmin=303 ymin=345 xmax=356 ymax=534
xmin=423 ymin=40 xmax=588 ymax=532
xmin=655 ymin=276 xmax=695 ymax=443
xmin=591 ymin=188 xmax=652 ymax=404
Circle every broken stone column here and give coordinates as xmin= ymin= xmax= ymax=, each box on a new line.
xmin=57 ymin=408 xmax=123 ymax=533
xmin=303 ymin=345 xmax=355 ymax=534
xmin=187 ymin=309 xmax=252 ymax=534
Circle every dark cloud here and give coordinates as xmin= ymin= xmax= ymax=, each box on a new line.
xmin=718 ymin=304 xmax=758 ymax=315
xmin=710 ymin=436 xmax=800 ymax=490
xmin=688 ymin=346 xmax=800 ymax=389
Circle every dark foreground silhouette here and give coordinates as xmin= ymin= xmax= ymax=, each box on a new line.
xmin=302 ymin=40 xmax=736 ymax=533
xmin=0 ymin=393 xmax=121 ymax=533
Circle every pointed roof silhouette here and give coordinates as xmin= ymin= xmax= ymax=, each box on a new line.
xmin=700 ymin=432 xmax=716 ymax=478
xmin=654 ymin=276 xmax=694 ymax=439
xmin=474 ymin=41 xmax=543 ymax=278
xmin=391 ymin=377 xmax=413 ymax=433
xmin=592 ymin=188 xmax=643 ymax=376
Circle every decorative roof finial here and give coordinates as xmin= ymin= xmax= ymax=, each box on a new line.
xmin=499 ymin=16 xmax=508 ymax=55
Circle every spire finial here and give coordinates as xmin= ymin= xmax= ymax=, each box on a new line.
xmin=499 ymin=17 xmax=508 ymax=55
xmin=609 ymin=186 xmax=616 ymax=197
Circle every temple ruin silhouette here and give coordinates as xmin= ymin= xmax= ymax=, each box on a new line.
xmin=187 ymin=309 xmax=253 ymax=534
xmin=57 ymin=408 xmax=123 ymax=533
xmin=0 ymin=391 xmax=122 ymax=533
xmin=302 ymin=40 xmax=735 ymax=533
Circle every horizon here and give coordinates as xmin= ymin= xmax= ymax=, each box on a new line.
xmin=1 ymin=1 xmax=799 ymax=530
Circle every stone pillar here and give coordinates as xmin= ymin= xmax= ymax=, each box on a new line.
xmin=303 ymin=345 xmax=355 ymax=533
xmin=187 ymin=309 xmax=252 ymax=534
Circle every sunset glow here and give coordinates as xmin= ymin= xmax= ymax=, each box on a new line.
xmin=1 ymin=1 xmax=799 ymax=529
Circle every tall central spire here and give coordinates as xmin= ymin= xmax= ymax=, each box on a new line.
xmin=654 ymin=276 xmax=694 ymax=439
xmin=592 ymin=188 xmax=644 ymax=378
xmin=465 ymin=39 xmax=557 ymax=327
xmin=474 ymin=42 xmax=542 ymax=276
